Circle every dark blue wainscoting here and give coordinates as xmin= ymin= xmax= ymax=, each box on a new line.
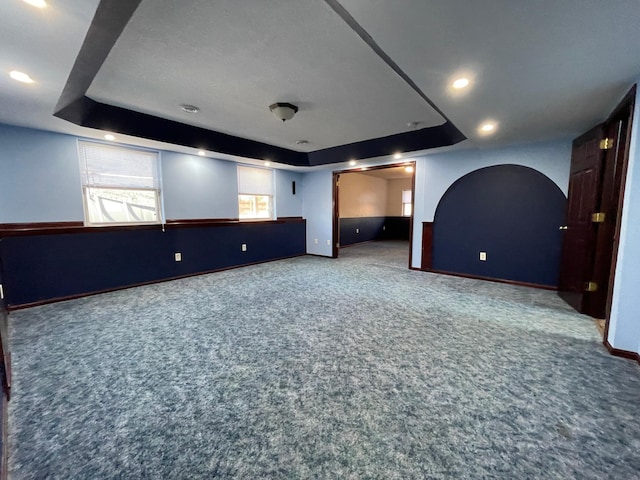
xmin=379 ymin=216 xmax=411 ymax=240
xmin=340 ymin=216 xmax=411 ymax=246
xmin=340 ymin=217 xmax=385 ymax=246
xmin=0 ymin=220 xmax=306 ymax=308
xmin=432 ymin=165 xmax=566 ymax=287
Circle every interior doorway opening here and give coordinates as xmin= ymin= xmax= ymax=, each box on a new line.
xmin=332 ymin=162 xmax=416 ymax=268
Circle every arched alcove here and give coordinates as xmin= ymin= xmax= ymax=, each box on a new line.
xmin=432 ymin=164 xmax=566 ymax=286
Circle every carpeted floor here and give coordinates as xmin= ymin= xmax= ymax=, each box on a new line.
xmin=7 ymin=241 xmax=640 ymax=479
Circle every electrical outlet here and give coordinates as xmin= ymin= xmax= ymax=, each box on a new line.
xmin=174 ymin=252 xmax=182 ymax=262
xmin=314 ymin=238 xmax=318 ymax=244
xmin=356 ymin=228 xmax=360 ymax=234
xmin=479 ymin=251 xmax=487 ymax=261
xmin=242 ymin=243 xmax=247 ymax=252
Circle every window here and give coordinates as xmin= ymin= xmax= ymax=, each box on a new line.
xmin=78 ymin=141 xmax=161 ymax=225
xmin=402 ymin=189 xmax=412 ymax=216
xmin=237 ymin=166 xmax=274 ymax=220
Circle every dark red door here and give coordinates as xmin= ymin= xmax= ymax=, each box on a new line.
xmin=557 ymin=126 xmax=603 ymax=312
xmin=558 ymin=86 xmax=636 ymax=321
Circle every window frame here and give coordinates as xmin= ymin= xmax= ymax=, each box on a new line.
xmin=237 ymin=165 xmax=275 ymax=221
xmin=78 ymin=140 xmax=163 ymax=227
xmin=402 ymin=189 xmax=412 ymax=217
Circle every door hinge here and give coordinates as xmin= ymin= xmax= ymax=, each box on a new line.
xmin=584 ymin=281 xmax=598 ymax=292
xmin=591 ymin=212 xmax=606 ymax=223
xmin=599 ymin=138 xmax=614 ymax=150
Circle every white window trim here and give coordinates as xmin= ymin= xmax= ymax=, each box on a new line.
xmin=237 ymin=165 xmax=275 ymax=221
xmin=78 ymin=140 xmax=163 ymax=227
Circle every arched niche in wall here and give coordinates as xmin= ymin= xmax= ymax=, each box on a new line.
xmin=432 ymin=164 xmax=566 ymax=287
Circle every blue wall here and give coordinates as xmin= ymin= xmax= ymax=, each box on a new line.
xmin=162 ymin=151 xmax=239 ymax=219
xmin=275 ymin=169 xmax=304 ymax=218
xmin=340 ymin=217 xmax=385 ymax=246
xmin=411 ymin=140 xmax=571 ymax=268
xmin=0 ymin=125 xmax=84 ymax=223
xmin=339 ymin=216 xmax=410 ymax=246
xmin=432 ymin=165 xmax=566 ymax=287
xmin=1 ymin=221 xmax=306 ymax=307
xmin=0 ymin=123 xmax=307 ymax=307
xmin=608 ymin=80 xmax=640 ymax=354
xmin=0 ymin=123 xmax=304 ymax=223
xmin=301 ymin=170 xmax=333 ymax=256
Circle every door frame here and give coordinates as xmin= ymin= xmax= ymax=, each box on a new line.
xmin=332 ymin=161 xmax=416 ymax=268
xmin=602 ymin=85 xmax=636 ymax=340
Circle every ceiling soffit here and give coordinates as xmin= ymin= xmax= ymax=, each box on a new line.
xmin=54 ymin=0 xmax=465 ymax=166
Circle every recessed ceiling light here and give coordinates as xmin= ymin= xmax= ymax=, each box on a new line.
xmin=296 ymin=140 xmax=309 ymax=145
xmin=104 ymin=134 xmax=116 ymax=141
xmin=407 ymin=121 xmax=421 ymax=129
xmin=478 ymin=122 xmax=498 ymax=135
xmin=394 ymin=153 xmax=402 ymax=160
xmin=349 ymin=160 xmax=357 ymax=166
xmin=452 ymin=77 xmax=470 ymax=89
xmin=405 ymin=166 xmax=414 ymax=173
xmin=180 ymin=104 xmax=200 ymax=114
xmin=9 ymin=71 xmax=34 ymax=84
xmin=264 ymin=161 xmax=271 ymax=167
xmin=23 ymin=0 xmax=47 ymax=8
xmin=198 ymin=150 xmax=206 ymax=156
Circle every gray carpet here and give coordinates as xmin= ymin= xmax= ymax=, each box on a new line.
xmin=7 ymin=241 xmax=640 ymax=479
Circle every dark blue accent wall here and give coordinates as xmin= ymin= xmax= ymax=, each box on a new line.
xmin=432 ymin=165 xmax=566 ymax=287
xmin=0 ymin=221 xmax=305 ymax=307
xmin=379 ymin=217 xmax=411 ymax=240
xmin=340 ymin=217 xmax=385 ymax=246
xmin=340 ymin=216 xmax=411 ymax=246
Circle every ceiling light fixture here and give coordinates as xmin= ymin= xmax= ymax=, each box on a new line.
xmin=180 ymin=104 xmax=200 ymax=114
xmin=269 ymin=103 xmax=298 ymax=122
xmin=349 ymin=160 xmax=357 ymax=166
xmin=407 ymin=121 xmax=421 ymax=130
xmin=198 ymin=150 xmax=206 ymax=156
xmin=296 ymin=140 xmax=309 ymax=145
xmin=394 ymin=153 xmax=402 ymax=160
xmin=479 ymin=122 xmax=498 ymax=135
xmin=104 ymin=134 xmax=116 ymax=141
xmin=452 ymin=77 xmax=470 ymax=89
xmin=22 ymin=0 xmax=47 ymax=8
xmin=9 ymin=70 xmax=34 ymax=84
xmin=264 ymin=161 xmax=271 ymax=167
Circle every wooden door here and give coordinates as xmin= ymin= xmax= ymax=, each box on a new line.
xmin=557 ymin=126 xmax=603 ymax=312
xmin=588 ymin=93 xmax=635 ymax=320
xmin=558 ymin=85 xmax=636 ymax=320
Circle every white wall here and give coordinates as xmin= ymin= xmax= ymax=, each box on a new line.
xmin=411 ymin=139 xmax=572 ymax=268
xmin=302 ymin=170 xmax=333 ymax=256
xmin=608 ymin=82 xmax=640 ymax=354
xmin=387 ymin=178 xmax=412 ymax=216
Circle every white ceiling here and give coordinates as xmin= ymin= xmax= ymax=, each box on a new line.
xmin=1 ymin=0 xmax=640 ymax=164
xmin=358 ymin=166 xmax=413 ymax=180
xmin=88 ymin=0 xmax=445 ymax=151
